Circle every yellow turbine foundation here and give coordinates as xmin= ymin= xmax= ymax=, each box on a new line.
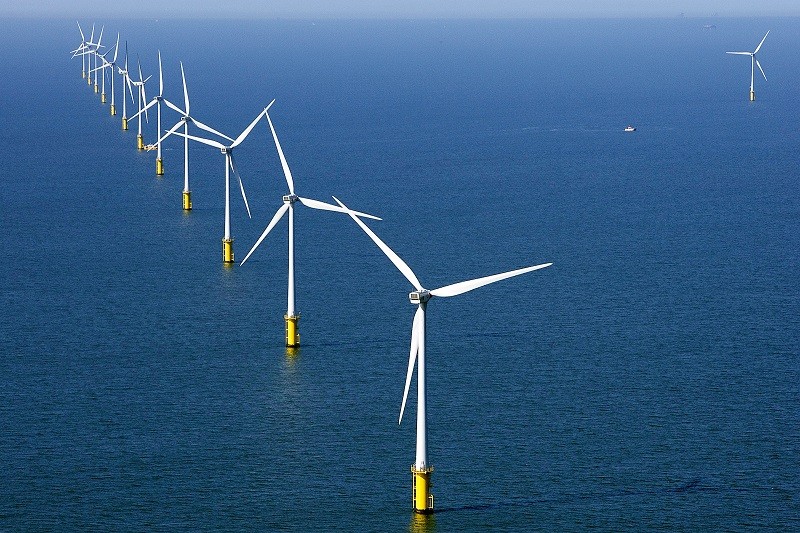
xmin=411 ymin=466 xmax=434 ymax=514
xmin=87 ymin=76 xmax=92 ymax=85
xmin=182 ymin=191 xmax=192 ymax=211
xmin=122 ymin=117 xmax=128 ymax=130
xmin=137 ymin=134 xmax=144 ymax=151
xmin=94 ymin=83 xmax=98 ymax=94
xmin=156 ymin=158 xmax=164 ymax=176
xmin=101 ymin=93 xmax=106 ymax=104
xmin=750 ymin=90 xmax=756 ymax=101
xmin=110 ymin=104 xmax=116 ymax=116
xmin=82 ymin=71 xmax=86 ymax=79
xmin=285 ymin=315 xmax=300 ymax=347
xmin=222 ymin=238 xmax=234 ymax=264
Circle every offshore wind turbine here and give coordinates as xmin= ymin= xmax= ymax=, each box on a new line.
xmin=239 ymin=110 xmax=382 ymax=347
xmin=130 ymin=57 xmax=151 ymax=150
xmin=72 ymin=22 xmax=89 ymax=80
xmin=118 ymin=42 xmax=136 ymax=130
xmin=175 ymin=103 xmax=273 ymax=263
xmin=131 ymin=51 xmax=167 ymax=174
xmin=155 ymin=62 xmax=234 ymax=210
xmin=334 ymin=196 xmax=551 ymax=513
xmin=727 ymin=30 xmax=770 ymax=101
xmin=87 ymin=25 xmax=104 ymax=94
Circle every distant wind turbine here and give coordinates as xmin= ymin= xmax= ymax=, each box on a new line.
xmin=131 ymin=51 xmax=167 ymax=174
xmin=333 ymin=196 xmax=551 ymax=513
xmin=130 ymin=56 xmax=151 ymax=150
xmin=727 ymin=30 xmax=770 ymax=101
xmin=175 ymin=102 xmax=274 ymax=263
xmin=89 ymin=33 xmax=119 ymax=109
xmin=239 ymin=109 xmax=381 ymax=347
xmin=117 ymin=42 xmax=136 ymax=130
xmin=155 ymin=61 xmax=234 ymax=210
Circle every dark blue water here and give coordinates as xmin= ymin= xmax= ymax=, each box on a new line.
xmin=1 ymin=17 xmax=798 ymax=531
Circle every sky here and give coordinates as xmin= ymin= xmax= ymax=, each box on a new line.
xmin=3 ymin=0 xmax=799 ymax=19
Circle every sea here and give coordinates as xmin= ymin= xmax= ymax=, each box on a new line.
xmin=0 ymin=16 xmax=798 ymax=531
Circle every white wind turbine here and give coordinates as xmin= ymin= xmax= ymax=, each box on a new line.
xmin=727 ymin=30 xmax=770 ymax=101
xmin=239 ymin=110 xmax=382 ymax=347
xmin=89 ymin=33 xmax=119 ymax=109
xmin=130 ymin=56 xmax=151 ymax=150
xmin=334 ymin=196 xmax=551 ymax=513
xmin=155 ymin=62 xmax=234 ymax=210
xmin=71 ymin=23 xmax=96 ymax=86
xmin=87 ymin=25 xmax=104 ymax=94
xmin=117 ymin=41 xmax=136 ymax=130
xmin=130 ymin=51 xmax=168 ymax=174
xmin=72 ymin=21 xmax=89 ymax=80
xmin=174 ymin=102 xmax=274 ymax=263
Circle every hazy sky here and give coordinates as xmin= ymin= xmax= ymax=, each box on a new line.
xmin=3 ymin=0 xmax=799 ymax=19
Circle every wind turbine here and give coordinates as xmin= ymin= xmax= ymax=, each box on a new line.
xmin=174 ymin=103 xmax=273 ymax=263
xmin=155 ymin=61 xmax=234 ymax=210
xmin=333 ymin=196 xmax=551 ymax=513
xmin=87 ymin=25 xmax=104 ymax=94
xmin=131 ymin=51 xmax=167 ymax=174
xmin=727 ymin=30 xmax=770 ymax=101
xmin=129 ymin=56 xmax=151 ymax=150
xmin=89 ymin=33 xmax=119 ymax=108
xmin=72 ymin=22 xmax=89 ymax=80
xmin=239 ymin=110 xmax=382 ymax=347
xmin=117 ymin=41 xmax=136 ymax=130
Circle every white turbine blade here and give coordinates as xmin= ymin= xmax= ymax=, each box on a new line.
xmin=231 ymin=102 xmax=274 ymax=148
xmin=756 ymin=59 xmax=767 ymax=81
xmin=97 ymin=25 xmax=104 ymax=48
xmin=112 ymin=33 xmax=119 ymax=63
xmin=89 ymin=24 xmax=94 ymax=45
xmin=297 ymin=196 xmax=382 ymax=220
xmin=157 ymin=121 xmax=184 ymax=145
xmin=399 ymin=307 xmax=422 ymax=425
xmin=332 ymin=196 xmax=423 ymax=291
xmin=192 ymin=118 xmax=234 ymax=142
xmin=173 ymin=131 xmax=226 ymax=150
xmin=77 ymin=21 xmax=85 ymax=42
xmin=240 ymin=203 xmax=290 ymax=265
xmin=125 ymin=75 xmax=136 ymax=105
xmin=726 ymin=51 xmax=751 ymax=55
xmin=157 ymin=50 xmax=163 ymax=95
xmin=130 ymin=98 xmax=157 ymax=121
xmin=754 ymin=30 xmax=770 ymax=54
xmin=230 ymin=155 xmax=252 ymax=219
xmin=180 ymin=61 xmax=190 ymax=114
xmin=265 ymin=109 xmax=295 ymax=194
xmin=163 ymin=98 xmax=186 ymax=115
xmin=430 ymin=263 xmax=552 ymax=298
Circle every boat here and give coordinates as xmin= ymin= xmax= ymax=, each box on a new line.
xmin=624 ymin=125 xmax=636 ymax=132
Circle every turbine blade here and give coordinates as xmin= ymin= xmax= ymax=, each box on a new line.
xmin=756 ymin=59 xmax=767 ymax=81
xmin=163 ymin=98 xmax=185 ymax=115
xmin=192 ymin=119 xmax=234 ymax=142
xmin=112 ymin=33 xmax=119 ymax=63
xmin=297 ymin=196 xmax=382 ymax=220
xmin=726 ymin=51 xmax=751 ymax=55
xmin=240 ymin=203 xmax=290 ymax=265
xmin=231 ymin=105 xmax=269 ymax=148
xmin=77 ymin=21 xmax=85 ymax=42
xmin=399 ymin=307 xmax=423 ymax=425
xmin=430 ymin=263 xmax=552 ymax=298
xmin=180 ymin=61 xmax=190 ymax=114
xmin=265 ymin=108 xmax=295 ymax=194
xmin=332 ymin=196 xmax=423 ymax=291
xmin=157 ymin=50 xmax=163 ymax=95
xmin=754 ymin=30 xmax=770 ymax=54
xmin=157 ymin=121 xmax=185 ymax=145
xmin=230 ymin=155 xmax=251 ymax=219
xmin=173 ymin=131 xmax=226 ymax=150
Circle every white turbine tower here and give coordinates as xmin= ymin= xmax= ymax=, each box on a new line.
xmin=89 ymin=33 xmax=119 ymax=109
xmin=155 ymin=62 xmax=234 ymax=210
xmin=131 ymin=51 xmax=168 ymax=174
xmin=130 ymin=57 xmax=151 ymax=150
xmin=727 ymin=30 xmax=770 ymax=101
xmin=334 ymin=196 xmax=551 ymax=513
xmin=175 ymin=103 xmax=273 ymax=264
xmin=239 ymin=110 xmax=382 ymax=347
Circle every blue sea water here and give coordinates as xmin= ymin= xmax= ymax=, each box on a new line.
xmin=0 ymin=16 xmax=798 ymax=531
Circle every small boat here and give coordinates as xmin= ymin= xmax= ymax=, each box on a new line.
xmin=624 ymin=125 xmax=636 ymax=132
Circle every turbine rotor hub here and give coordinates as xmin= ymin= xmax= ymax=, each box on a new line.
xmin=409 ymin=290 xmax=431 ymax=304
xmin=283 ymin=194 xmax=299 ymax=204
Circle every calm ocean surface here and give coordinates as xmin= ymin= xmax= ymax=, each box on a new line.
xmin=0 ymin=16 xmax=798 ymax=531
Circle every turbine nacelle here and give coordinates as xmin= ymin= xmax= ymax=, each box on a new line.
xmin=220 ymin=147 xmax=231 ymax=155
xmin=283 ymin=194 xmax=299 ymax=204
xmin=409 ymin=290 xmax=431 ymax=305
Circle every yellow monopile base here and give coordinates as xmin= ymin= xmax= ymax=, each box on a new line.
xmin=101 ymin=93 xmax=106 ymax=104
xmin=82 ymin=71 xmax=86 ymax=79
xmin=182 ymin=190 xmax=192 ymax=211
xmin=222 ymin=238 xmax=234 ymax=264
xmin=94 ymin=84 xmax=98 ymax=94
xmin=156 ymin=158 xmax=164 ymax=176
xmin=285 ymin=315 xmax=300 ymax=347
xmin=87 ymin=76 xmax=92 ymax=85
xmin=110 ymin=104 xmax=116 ymax=116
xmin=122 ymin=117 xmax=128 ymax=130
xmin=750 ymin=90 xmax=756 ymax=101
xmin=412 ymin=466 xmax=434 ymax=514
xmin=137 ymin=134 xmax=144 ymax=151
